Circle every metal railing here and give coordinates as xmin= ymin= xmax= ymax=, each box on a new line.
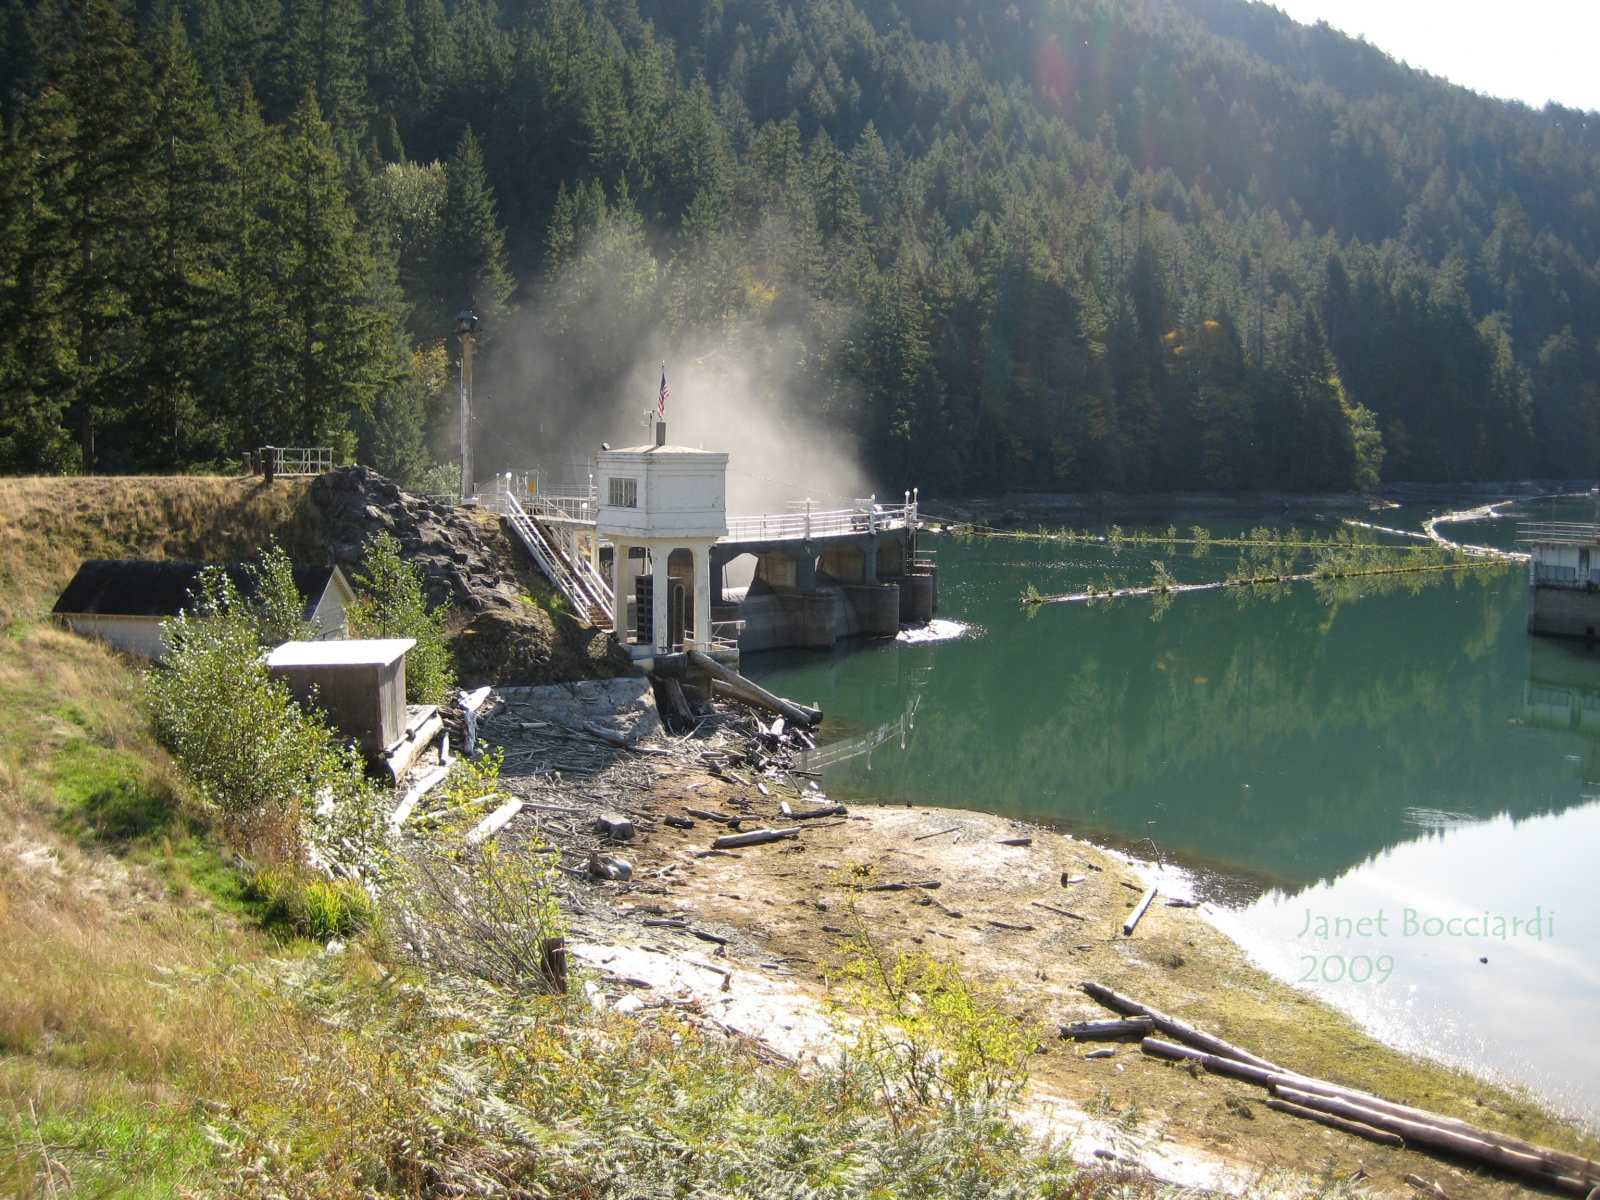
xmin=259 ymin=447 xmax=333 ymax=476
xmin=502 ymin=492 xmax=613 ymax=627
xmin=1518 ymin=522 xmax=1600 ymax=546
xmin=725 ymin=501 xmax=918 ymax=543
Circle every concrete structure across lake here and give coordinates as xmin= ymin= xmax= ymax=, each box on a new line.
xmin=1521 ymin=522 xmax=1600 ymax=641
xmin=569 ymin=435 xmax=935 ymax=664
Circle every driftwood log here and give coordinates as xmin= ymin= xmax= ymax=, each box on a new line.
xmin=1082 ymin=981 xmax=1283 ymax=1071
xmin=1060 ymin=1017 xmax=1154 ymax=1040
xmin=1265 ymin=1097 xmax=1406 ymax=1147
xmin=691 ymin=651 xmax=822 ymax=726
xmin=1122 ymin=886 xmax=1158 ymax=935
xmin=1139 ymin=1037 xmax=1599 ymax=1193
xmin=711 ymin=826 xmax=801 ymax=849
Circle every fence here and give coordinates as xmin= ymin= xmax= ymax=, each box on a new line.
xmin=255 ymin=447 xmax=333 ymax=477
xmin=725 ymin=501 xmax=918 ymax=543
xmin=1518 ymin=522 xmax=1600 ymax=546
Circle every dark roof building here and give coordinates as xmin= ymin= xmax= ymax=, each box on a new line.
xmin=53 ymin=560 xmax=354 ymax=659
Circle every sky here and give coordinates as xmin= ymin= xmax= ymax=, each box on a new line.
xmin=1267 ymin=0 xmax=1600 ymax=112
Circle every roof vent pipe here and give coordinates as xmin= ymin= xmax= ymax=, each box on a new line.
xmin=655 ymin=421 xmax=666 ymax=447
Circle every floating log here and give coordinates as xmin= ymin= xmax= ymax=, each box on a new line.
xmin=712 ymin=827 xmax=800 ymax=849
xmin=1060 ymin=1017 xmax=1154 ymax=1041
xmin=692 ymin=651 xmax=822 ymax=725
xmin=1265 ymin=1097 xmax=1405 ymax=1148
xmin=1082 ymin=982 xmax=1283 ymax=1071
xmin=1123 ymin=886 xmax=1158 ymax=935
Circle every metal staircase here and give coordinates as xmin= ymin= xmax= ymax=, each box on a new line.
xmin=503 ymin=493 xmax=613 ymax=627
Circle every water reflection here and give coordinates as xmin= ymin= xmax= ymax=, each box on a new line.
xmin=745 ymin=515 xmax=1600 ymax=1119
xmin=751 ymin=541 xmax=1592 ymax=890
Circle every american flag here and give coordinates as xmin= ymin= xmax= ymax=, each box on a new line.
xmin=657 ymin=364 xmax=668 ymax=420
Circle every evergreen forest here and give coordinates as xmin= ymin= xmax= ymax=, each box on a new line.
xmin=3 ymin=0 xmax=1600 ymax=494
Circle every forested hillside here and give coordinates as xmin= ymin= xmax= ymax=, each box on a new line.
xmin=3 ymin=0 xmax=1599 ymax=493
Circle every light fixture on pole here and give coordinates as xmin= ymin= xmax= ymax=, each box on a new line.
xmin=455 ymin=310 xmax=479 ymax=499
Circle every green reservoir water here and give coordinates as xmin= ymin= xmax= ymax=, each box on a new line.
xmin=743 ymin=500 xmax=1600 ymax=1122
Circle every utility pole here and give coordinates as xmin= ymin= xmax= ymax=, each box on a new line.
xmin=455 ymin=310 xmax=478 ymax=499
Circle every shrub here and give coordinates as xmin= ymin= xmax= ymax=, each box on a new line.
xmin=348 ymin=530 xmax=457 ymax=706
xmin=831 ymin=908 xmax=1036 ymax=1125
xmin=248 ymin=538 xmax=316 ymax=644
xmin=147 ymin=569 xmax=390 ymax=881
xmin=395 ymin=747 xmax=567 ymax=991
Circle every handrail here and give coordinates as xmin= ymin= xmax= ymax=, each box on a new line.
xmin=1518 ymin=522 xmax=1600 ymax=545
xmin=724 ymin=503 xmax=917 ymax=543
xmin=504 ymin=492 xmax=613 ymax=626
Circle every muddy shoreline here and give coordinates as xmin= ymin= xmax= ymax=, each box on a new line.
xmin=429 ymin=686 xmax=1596 ymax=1198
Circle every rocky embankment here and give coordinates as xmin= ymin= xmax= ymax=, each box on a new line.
xmin=309 ymin=466 xmax=630 ymax=686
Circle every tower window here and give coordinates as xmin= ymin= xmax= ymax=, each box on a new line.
xmin=607 ymin=477 xmax=637 ymax=508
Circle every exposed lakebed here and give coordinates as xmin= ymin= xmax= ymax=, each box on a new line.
xmin=743 ymin=496 xmax=1600 ymax=1125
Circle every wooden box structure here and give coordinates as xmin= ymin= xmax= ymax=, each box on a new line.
xmin=267 ymin=638 xmax=415 ymax=756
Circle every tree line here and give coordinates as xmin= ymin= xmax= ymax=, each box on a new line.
xmin=2 ymin=0 xmax=1598 ymax=492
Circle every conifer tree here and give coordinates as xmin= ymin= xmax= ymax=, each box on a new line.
xmin=281 ymin=89 xmax=396 ymax=447
xmin=0 ymin=125 xmax=76 ymax=472
xmin=281 ymin=0 xmax=366 ymax=135
xmin=32 ymin=0 xmax=156 ymax=473
xmin=432 ymin=126 xmax=512 ymax=329
xmin=133 ymin=19 xmax=233 ymax=468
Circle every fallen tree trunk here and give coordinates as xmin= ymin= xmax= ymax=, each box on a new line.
xmin=1061 ymin=1017 xmax=1154 ymax=1040
xmin=1265 ymin=1097 xmax=1405 ymax=1148
xmin=711 ymin=826 xmax=801 ymax=849
xmin=1082 ymin=981 xmax=1283 ymax=1071
xmin=1142 ymin=1039 xmax=1599 ymax=1190
xmin=1273 ymin=1086 xmax=1591 ymax=1195
xmin=1122 ymin=886 xmax=1158 ymax=935
xmin=693 ymin=651 xmax=822 ymax=726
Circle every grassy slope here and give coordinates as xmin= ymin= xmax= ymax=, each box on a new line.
xmin=0 ymin=476 xmax=318 ymax=1193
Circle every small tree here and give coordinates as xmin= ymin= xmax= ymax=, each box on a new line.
xmin=249 ymin=538 xmax=316 ymax=643
xmin=348 ymin=530 xmax=456 ymax=706
xmin=147 ymin=568 xmax=389 ymax=879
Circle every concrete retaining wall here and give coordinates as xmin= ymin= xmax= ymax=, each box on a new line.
xmin=1529 ymin=584 xmax=1600 ymax=640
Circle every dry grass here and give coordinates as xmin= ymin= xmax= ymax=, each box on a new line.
xmin=0 ymin=475 xmax=319 ymax=623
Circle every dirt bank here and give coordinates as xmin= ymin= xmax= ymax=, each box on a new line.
xmin=460 ymin=690 xmax=1597 ymax=1199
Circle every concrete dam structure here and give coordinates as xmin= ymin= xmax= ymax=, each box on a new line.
xmin=482 ymin=428 xmax=937 ymax=671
